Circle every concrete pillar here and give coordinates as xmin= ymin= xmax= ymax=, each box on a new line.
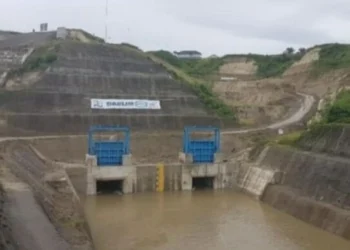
xmin=181 ymin=165 xmax=192 ymax=191
xmin=214 ymin=153 xmax=224 ymax=163
xmin=86 ymin=175 xmax=96 ymax=195
xmin=85 ymin=154 xmax=136 ymax=195
xmin=179 ymin=152 xmax=193 ymax=164
xmin=86 ymin=154 xmax=98 ymax=195
xmin=122 ymin=154 xmax=133 ymax=166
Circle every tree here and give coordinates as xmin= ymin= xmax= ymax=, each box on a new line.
xmin=284 ymin=47 xmax=295 ymax=55
xmin=298 ymin=47 xmax=306 ymax=55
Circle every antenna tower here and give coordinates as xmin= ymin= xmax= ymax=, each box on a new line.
xmin=105 ymin=0 xmax=109 ymax=42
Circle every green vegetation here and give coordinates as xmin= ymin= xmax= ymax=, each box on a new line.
xmin=312 ymin=43 xmax=350 ymax=76
xmin=224 ymin=51 xmax=303 ymax=78
xmin=276 ymin=131 xmax=303 ymax=146
xmin=150 ymin=50 xmax=224 ymax=78
xmin=151 ymin=48 xmax=306 ymax=80
xmin=324 ymin=90 xmax=350 ymax=123
xmin=148 ymin=53 xmax=236 ymax=119
xmin=7 ymin=43 xmax=59 ymax=78
xmin=190 ymin=83 xmax=235 ymax=117
xmin=252 ymin=54 xmax=301 ymax=78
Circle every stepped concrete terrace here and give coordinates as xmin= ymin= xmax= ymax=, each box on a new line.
xmin=0 ymin=41 xmax=235 ymax=135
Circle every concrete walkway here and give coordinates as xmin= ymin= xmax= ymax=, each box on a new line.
xmin=2 ymin=179 xmax=71 ymax=250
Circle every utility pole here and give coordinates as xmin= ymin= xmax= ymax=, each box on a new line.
xmin=105 ymin=0 xmax=109 ymax=42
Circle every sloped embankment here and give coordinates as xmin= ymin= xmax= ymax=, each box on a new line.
xmin=0 ymin=183 xmax=18 ymax=250
xmin=3 ymin=141 xmax=93 ymax=250
xmin=0 ymin=40 xmax=236 ymax=135
xmin=243 ymin=125 xmax=350 ymax=240
xmin=261 ymin=146 xmax=350 ymax=239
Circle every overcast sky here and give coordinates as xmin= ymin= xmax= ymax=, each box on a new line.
xmin=1 ymin=0 xmax=350 ymax=56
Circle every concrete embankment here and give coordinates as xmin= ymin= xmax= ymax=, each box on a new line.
xmin=0 ymin=182 xmax=18 ymax=250
xmin=1 ymin=141 xmax=94 ymax=250
xmin=240 ymin=144 xmax=350 ymax=240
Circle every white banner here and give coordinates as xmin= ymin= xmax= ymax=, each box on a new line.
xmin=91 ymin=99 xmax=161 ymax=110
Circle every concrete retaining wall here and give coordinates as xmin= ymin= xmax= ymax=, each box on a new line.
xmin=249 ymin=145 xmax=350 ymax=239
xmin=85 ymin=154 xmax=238 ymax=195
xmin=260 ymin=146 xmax=350 ymax=209
xmin=263 ymin=185 xmax=350 ymax=239
xmin=297 ymin=124 xmax=350 ymax=158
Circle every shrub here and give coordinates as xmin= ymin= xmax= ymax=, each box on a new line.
xmin=150 ymin=50 xmax=224 ymax=78
xmin=277 ymin=131 xmax=303 ymax=146
xmin=190 ymin=83 xmax=236 ymax=118
xmin=326 ymin=90 xmax=350 ymax=123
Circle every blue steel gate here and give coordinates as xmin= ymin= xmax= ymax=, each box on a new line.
xmin=88 ymin=126 xmax=130 ymax=166
xmin=183 ymin=126 xmax=220 ymax=163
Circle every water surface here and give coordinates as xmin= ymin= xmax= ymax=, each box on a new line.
xmin=85 ymin=190 xmax=350 ymax=250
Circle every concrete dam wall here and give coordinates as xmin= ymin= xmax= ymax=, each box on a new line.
xmin=297 ymin=124 xmax=350 ymax=158
xmin=0 ymin=42 xmax=232 ymax=134
xmin=246 ymin=145 xmax=350 ymax=239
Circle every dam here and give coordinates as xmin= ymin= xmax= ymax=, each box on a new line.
xmin=85 ymin=126 xmax=232 ymax=195
xmin=1 ymin=28 xmax=350 ymax=250
xmin=62 ymin=125 xmax=350 ymax=250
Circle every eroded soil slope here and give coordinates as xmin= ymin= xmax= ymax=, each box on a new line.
xmin=213 ymin=48 xmax=350 ymax=126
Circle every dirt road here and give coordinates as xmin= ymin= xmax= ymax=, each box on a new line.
xmin=222 ymin=92 xmax=315 ymax=134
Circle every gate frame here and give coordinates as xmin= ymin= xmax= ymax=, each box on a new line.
xmin=88 ymin=125 xmax=130 ymax=166
xmin=182 ymin=126 xmax=220 ymax=163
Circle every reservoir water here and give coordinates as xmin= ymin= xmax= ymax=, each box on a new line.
xmin=85 ymin=190 xmax=350 ymax=250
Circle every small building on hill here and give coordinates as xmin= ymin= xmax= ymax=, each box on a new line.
xmin=173 ymin=50 xmax=202 ymax=59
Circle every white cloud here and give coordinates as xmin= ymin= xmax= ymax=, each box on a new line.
xmin=1 ymin=0 xmax=350 ymax=56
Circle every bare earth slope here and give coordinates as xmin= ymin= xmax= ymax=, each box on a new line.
xmin=213 ymin=57 xmax=299 ymax=125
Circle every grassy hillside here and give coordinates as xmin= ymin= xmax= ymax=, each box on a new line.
xmin=150 ymin=49 xmax=304 ymax=79
xmin=323 ymin=90 xmax=350 ymax=123
xmin=149 ymin=50 xmax=224 ymax=78
xmin=147 ymin=52 xmax=236 ymax=119
xmin=311 ymin=44 xmax=350 ymax=75
xmin=277 ymin=88 xmax=350 ymax=146
xmin=224 ymin=53 xmax=303 ymax=78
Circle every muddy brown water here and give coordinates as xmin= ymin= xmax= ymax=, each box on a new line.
xmin=85 ymin=190 xmax=350 ymax=250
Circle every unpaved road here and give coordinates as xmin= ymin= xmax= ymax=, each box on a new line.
xmin=222 ymin=92 xmax=315 ymax=134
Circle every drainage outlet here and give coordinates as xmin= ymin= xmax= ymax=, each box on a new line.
xmin=192 ymin=177 xmax=214 ymax=190
xmin=96 ymin=179 xmax=124 ymax=195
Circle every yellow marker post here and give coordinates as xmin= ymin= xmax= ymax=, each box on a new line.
xmin=156 ymin=163 xmax=165 ymax=192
